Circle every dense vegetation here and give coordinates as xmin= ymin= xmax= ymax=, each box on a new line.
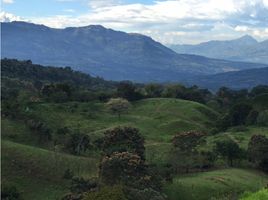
xmin=1 ymin=59 xmax=268 ymax=200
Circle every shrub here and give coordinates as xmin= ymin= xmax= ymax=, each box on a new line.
xmin=248 ymin=135 xmax=268 ymax=172
xmin=83 ymin=186 xmax=127 ymax=200
xmin=102 ymin=126 xmax=145 ymax=159
xmin=1 ymin=185 xmax=22 ymax=200
xmin=257 ymin=110 xmax=268 ymax=126
xmin=214 ymin=139 xmax=243 ymax=167
xmin=70 ymin=177 xmax=98 ymax=194
xmin=99 ymin=152 xmax=146 ymax=185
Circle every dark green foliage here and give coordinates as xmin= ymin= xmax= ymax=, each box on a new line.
xmin=145 ymin=83 xmax=163 ymax=98
xmin=63 ymin=169 xmax=74 ymax=180
xmin=256 ymin=110 xmax=268 ymax=126
xmin=229 ymin=103 xmax=253 ymax=126
xmin=99 ymin=152 xmax=147 ymax=185
xmin=26 ymin=119 xmax=52 ymax=142
xmin=117 ymin=81 xmax=143 ymax=101
xmin=1 ymin=58 xmax=115 ymax=90
xmin=250 ymin=85 xmax=268 ymax=97
xmin=248 ymin=135 xmax=268 ymax=172
xmin=83 ymin=186 xmax=127 ymax=200
xmin=102 ymin=126 xmax=145 ymax=159
xmin=70 ymin=177 xmax=98 ymax=194
xmin=125 ymin=187 xmax=167 ymax=200
xmin=1 ymin=185 xmax=22 ymax=200
xmin=41 ymin=83 xmax=72 ymax=102
xmin=214 ymin=139 xmax=243 ymax=167
xmin=65 ymin=132 xmax=91 ymax=155
xmin=172 ymin=131 xmax=205 ymax=151
xmin=170 ymin=131 xmax=206 ymax=173
xmin=161 ymin=84 xmax=209 ymax=104
xmin=246 ymin=110 xmax=259 ymax=125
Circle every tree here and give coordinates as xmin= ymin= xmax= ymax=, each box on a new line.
xmin=102 ymin=126 xmax=145 ymax=159
xmin=99 ymin=152 xmax=146 ymax=185
xmin=248 ymin=134 xmax=268 ymax=172
xmin=250 ymin=85 xmax=268 ymax=97
xmin=66 ymin=132 xmax=91 ymax=155
xmin=256 ymin=110 xmax=268 ymax=126
xmin=117 ymin=81 xmax=142 ymax=101
xmin=170 ymin=131 xmax=205 ymax=173
xmin=229 ymin=103 xmax=253 ymax=126
xmin=106 ymin=98 xmax=130 ymax=119
xmin=214 ymin=139 xmax=242 ymax=166
xmin=172 ymin=131 xmax=205 ymax=151
xmin=144 ymin=83 xmax=163 ymax=98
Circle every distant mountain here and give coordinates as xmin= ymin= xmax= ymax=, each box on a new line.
xmin=188 ymin=67 xmax=268 ymax=91
xmin=1 ymin=21 xmax=268 ymax=82
xmin=169 ymin=35 xmax=268 ymax=64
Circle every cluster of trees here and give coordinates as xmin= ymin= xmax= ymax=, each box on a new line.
xmin=63 ymin=126 xmax=167 ymax=200
xmin=213 ymin=86 xmax=268 ymax=132
xmin=169 ymin=130 xmax=268 ymax=173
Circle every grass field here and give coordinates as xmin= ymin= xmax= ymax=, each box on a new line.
xmin=1 ymin=140 xmax=99 ymax=200
xmin=26 ymin=98 xmax=218 ymax=142
xmin=164 ymin=168 xmax=268 ymax=200
xmin=202 ymin=127 xmax=268 ymax=151
xmin=2 ymin=98 xmax=268 ymax=200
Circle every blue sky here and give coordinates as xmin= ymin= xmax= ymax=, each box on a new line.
xmin=1 ymin=0 xmax=268 ymax=44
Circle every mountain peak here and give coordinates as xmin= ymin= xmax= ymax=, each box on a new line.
xmin=235 ymin=34 xmax=258 ymax=44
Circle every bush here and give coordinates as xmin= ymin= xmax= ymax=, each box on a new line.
xmin=125 ymin=187 xmax=167 ymax=200
xmin=257 ymin=110 xmax=268 ymax=126
xmin=99 ymin=152 xmax=146 ymax=185
xmin=248 ymin=135 xmax=268 ymax=172
xmin=102 ymin=126 xmax=145 ymax=159
xmin=1 ymin=185 xmax=22 ymax=200
xmin=70 ymin=177 xmax=98 ymax=194
xmin=83 ymin=186 xmax=127 ymax=200
xmin=214 ymin=139 xmax=243 ymax=167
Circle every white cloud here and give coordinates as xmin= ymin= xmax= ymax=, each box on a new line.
xmin=2 ymin=0 xmax=14 ymax=4
xmin=88 ymin=0 xmax=122 ymax=9
xmin=0 ymin=11 xmax=22 ymax=22
xmin=235 ymin=25 xmax=268 ymax=38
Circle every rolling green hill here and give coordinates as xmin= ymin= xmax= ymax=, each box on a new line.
xmin=164 ymin=168 xmax=268 ymax=200
xmin=2 ymin=97 xmax=268 ymax=200
xmin=1 ymin=140 xmax=98 ymax=200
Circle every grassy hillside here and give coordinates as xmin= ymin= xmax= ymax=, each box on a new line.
xmin=1 ymin=140 xmax=98 ymax=200
xmin=197 ymin=127 xmax=268 ymax=153
xmin=26 ymin=98 xmax=218 ymax=142
xmin=2 ymin=97 xmax=268 ymax=200
xmin=164 ymin=168 xmax=268 ymax=200
xmin=1 ymin=98 xmax=218 ymax=199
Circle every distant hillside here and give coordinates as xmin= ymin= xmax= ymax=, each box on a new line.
xmin=1 ymin=58 xmax=115 ymax=90
xmin=2 ymin=22 xmax=268 ymax=82
xmin=188 ymin=67 xmax=268 ymax=90
xmin=169 ymin=35 xmax=268 ymax=64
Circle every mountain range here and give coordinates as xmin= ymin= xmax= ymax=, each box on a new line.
xmin=169 ymin=35 xmax=268 ymax=65
xmin=187 ymin=67 xmax=268 ymax=91
xmin=1 ymin=21 xmax=268 ymax=82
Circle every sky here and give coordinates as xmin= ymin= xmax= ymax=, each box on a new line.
xmin=1 ymin=0 xmax=268 ymax=44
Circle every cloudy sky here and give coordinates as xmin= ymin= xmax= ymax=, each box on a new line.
xmin=1 ymin=0 xmax=268 ymax=44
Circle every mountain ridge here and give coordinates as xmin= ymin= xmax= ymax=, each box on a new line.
xmin=2 ymin=21 xmax=268 ymax=82
xmin=169 ymin=35 xmax=268 ymax=64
